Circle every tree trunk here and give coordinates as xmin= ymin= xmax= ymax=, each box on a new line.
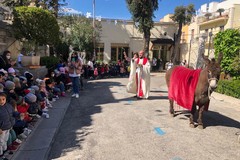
xmin=143 ymin=29 xmax=150 ymax=58
xmin=172 ymin=22 xmax=182 ymax=64
xmin=53 ymin=0 xmax=59 ymax=17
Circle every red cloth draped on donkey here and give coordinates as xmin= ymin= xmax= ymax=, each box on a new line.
xmin=168 ymin=66 xmax=202 ymax=110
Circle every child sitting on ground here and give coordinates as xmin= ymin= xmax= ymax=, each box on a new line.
xmin=17 ymin=96 xmax=32 ymax=122
xmin=24 ymin=71 xmax=34 ymax=87
xmin=25 ymin=92 xmax=49 ymax=119
xmin=38 ymin=79 xmax=52 ymax=108
xmin=45 ymin=79 xmax=58 ymax=102
xmin=51 ymin=70 xmax=66 ymax=97
xmin=0 ymin=92 xmax=16 ymax=159
xmin=7 ymin=68 xmax=16 ymax=81
xmin=4 ymin=80 xmax=20 ymax=103
xmin=10 ymin=99 xmax=30 ymax=140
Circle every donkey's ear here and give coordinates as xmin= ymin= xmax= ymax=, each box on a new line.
xmin=217 ymin=52 xmax=223 ymax=64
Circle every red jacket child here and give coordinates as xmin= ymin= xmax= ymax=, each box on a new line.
xmin=17 ymin=99 xmax=32 ymax=122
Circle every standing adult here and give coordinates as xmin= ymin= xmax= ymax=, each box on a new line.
xmin=0 ymin=50 xmax=16 ymax=70
xmin=126 ymin=50 xmax=151 ymax=99
xmin=87 ymin=59 xmax=94 ymax=79
xmin=166 ymin=60 xmax=173 ymax=70
xmin=17 ymin=48 xmax=26 ymax=67
xmin=152 ymin=57 xmax=157 ymax=71
xmin=68 ymin=52 xmax=82 ymax=98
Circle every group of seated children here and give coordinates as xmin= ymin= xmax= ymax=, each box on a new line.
xmin=84 ymin=61 xmax=129 ymax=80
xmin=0 ymin=66 xmax=68 ymax=160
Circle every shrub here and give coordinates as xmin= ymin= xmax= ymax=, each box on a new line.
xmin=214 ymin=29 xmax=240 ymax=78
xmin=40 ymin=56 xmax=60 ymax=71
xmin=13 ymin=6 xmax=60 ymax=46
xmin=216 ymin=79 xmax=240 ymax=99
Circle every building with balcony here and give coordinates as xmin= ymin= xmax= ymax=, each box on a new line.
xmin=197 ymin=0 xmax=240 ymax=57
xmin=179 ymin=0 xmax=240 ymax=68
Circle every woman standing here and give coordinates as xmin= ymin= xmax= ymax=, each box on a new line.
xmin=68 ymin=52 xmax=82 ymax=98
xmin=0 ymin=50 xmax=16 ymax=70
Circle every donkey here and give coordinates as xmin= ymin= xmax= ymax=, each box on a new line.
xmin=165 ymin=53 xmax=223 ymax=129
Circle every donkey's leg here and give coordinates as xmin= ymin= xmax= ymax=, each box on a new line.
xmin=189 ymin=104 xmax=196 ymax=128
xmin=197 ymin=105 xmax=205 ymax=129
xmin=169 ymin=99 xmax=174 ymax=117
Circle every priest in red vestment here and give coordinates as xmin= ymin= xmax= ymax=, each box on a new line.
xmin=126 ymin=50 xmax=151 ymax=99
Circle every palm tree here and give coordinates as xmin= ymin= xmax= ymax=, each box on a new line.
xmin=217 ymin=8 xmax=225 ymax=16
xmin=204 ymin=12 xmax=212 ymax=20
xmin=171 ymin=4 xmax=195 ymax=64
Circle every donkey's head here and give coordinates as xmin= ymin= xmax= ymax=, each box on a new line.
xmin=203 ymin=52 xmax=223 ymax=89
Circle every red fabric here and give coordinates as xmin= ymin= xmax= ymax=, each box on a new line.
xmin=100 ymin=67 xmax=104 ymax=74
xmin=136 ymin=73 xmax=138 ymax=92
xmin=17 ymin=104 xmax=32 ymax=122
xmin=138 ymin=78 xmax=143 ymax=97
xmin=135 ymin=58 xmax=148 ymax=97
xmin=168 ymin=66 xmax=201 ymax=110
xmin=137 ymin=58 xmax=148 ymax=65
xmin=17 ymin=104 xmax=29 ymax=113
xmin=24 ymin=89 xmax=30 ymax=95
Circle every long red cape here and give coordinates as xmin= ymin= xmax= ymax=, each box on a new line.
xmin=168 ymin=66 xmax=201 ymax=110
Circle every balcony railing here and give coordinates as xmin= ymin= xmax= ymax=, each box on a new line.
xmin=197 ymin=10 xmax=229 ymax=24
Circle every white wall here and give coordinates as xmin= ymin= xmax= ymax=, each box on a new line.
xmin=99 ymin=20 xmax=177 ymax=63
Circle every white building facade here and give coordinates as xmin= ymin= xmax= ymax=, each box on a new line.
xmin=96 ymin=19 xmax=177 ymax=69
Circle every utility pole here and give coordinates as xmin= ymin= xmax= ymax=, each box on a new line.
xmin=207 ymin=31 xmax=213 ymax=57
xmin=93 ymin=0 xmax=96 ymax=61
xmin=188 ymin=39 xmax=192 ymax=68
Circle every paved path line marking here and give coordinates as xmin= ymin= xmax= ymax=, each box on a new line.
xmin=154 ymin=127 xmax=165 ymax=135
xmin=172 ymin=157 xmax=183 ymax=160
xmin=127 ymin=100 xmax=133 ymax=104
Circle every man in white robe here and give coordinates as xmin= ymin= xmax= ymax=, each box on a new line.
xmin=126 ymin=50 xmax=151 ymax=99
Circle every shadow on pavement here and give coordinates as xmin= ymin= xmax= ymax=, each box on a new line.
xmin=150 ymin=90 xmax=168 ymax=93
xmin=148 ymin=95 xmax=168 ymax=100
xmin=203 ymin=111 xmax=240 ymax=129
xmin=173 ymin=109 xmax=240 ymax=129
xmin=48 ymin=80 xmax=130 ymax=159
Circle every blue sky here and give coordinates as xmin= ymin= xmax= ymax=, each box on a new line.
xmin=63 ymin=0 xmax=222 ymax=21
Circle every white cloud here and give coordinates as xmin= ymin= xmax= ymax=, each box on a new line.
xmin=60 ymin=7 xmax=82 ymax=14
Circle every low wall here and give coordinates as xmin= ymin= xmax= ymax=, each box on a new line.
xmin=15 ymin=66 xmax=48 ymax=80
xmin=21 ymin=56 xmax=40 ymax=66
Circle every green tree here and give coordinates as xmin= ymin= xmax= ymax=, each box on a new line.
xmin=171 ymin=4 xmax=195 ymax=64
xmin=214 ymin=29 xmax=240 ymax=78
xmin=126 ymin=0 xmax=158 ymax=56
xmin=58 ymin=15 xmax=101 ymax=57
xmin=3 ymin=0 xmax=66 ymax=17
xmin=2 ymin=0 xmax=30 ymax=7
xmin=55 ymin=42 xmax=69 ymax=62
xmin=12 ymin=6 xmax=60 ymax=52
xmin=37 ymin=0 xmax=67 ymax=17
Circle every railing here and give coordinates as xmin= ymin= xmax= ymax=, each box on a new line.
xmin=197 ymin=10 xmax=229 ymax=24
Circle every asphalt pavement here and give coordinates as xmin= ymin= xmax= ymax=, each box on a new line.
xmin=11 ymin=73 xmax=240 ymax=160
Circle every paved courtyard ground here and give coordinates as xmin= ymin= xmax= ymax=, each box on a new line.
xmin=48 ymin=72 xmax=240 ymax=160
